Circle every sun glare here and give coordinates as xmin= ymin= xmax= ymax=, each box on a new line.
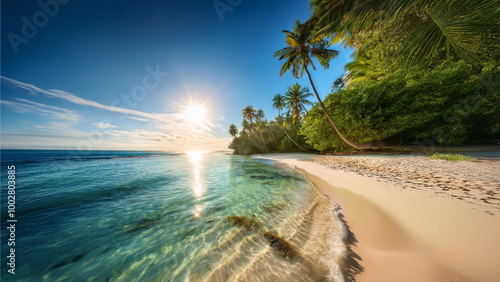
xmin=185 ymin=104 xmax=206 ymax=123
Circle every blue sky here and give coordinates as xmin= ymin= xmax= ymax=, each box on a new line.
xmin=1 ymin=0 xmax=353 ymax=151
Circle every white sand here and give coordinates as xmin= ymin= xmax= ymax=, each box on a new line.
xmin=260 ymin=154 xmax=500 ymax=281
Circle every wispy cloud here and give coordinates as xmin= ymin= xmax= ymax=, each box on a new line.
xmin=105 ymin=129 xmax=178 ymax=140
xmin=1 ymin=76 xmax=228 ymax=150
xmin=129 ymin=116 xmax=150 ymax=122
xmin=93 ymin=122 xmax=118 ymax=129
xmin=0 ymin=98 xmax=80 ymax=122
xmin=1 ymin=76 xmax=222 ymax=137
xmin=2 ymin=76 xmax=178 ymax=123
xmin=101 ymin=128 xmax=231 ymax=150
xmin=104 ymin=128 xmax=226 ymax=142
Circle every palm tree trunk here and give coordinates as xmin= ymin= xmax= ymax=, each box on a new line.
xmin=268 ymin=128 xmax=279 ymax=150
xmin=250 ymin=121 xmax=267 ymax=151
xmin=248 ymin=133 xmax=265 ymax=151
xmin=282 ymin=126 xmax=309 ymax=152
xmin=278 ymin=114 xmax=308 ymax=152
xmin=253 ymin=125 xmax=266 ymax=151
xmin=305 ymin=68 xmax=371 ymax=150
xmin=257 ymin=126 xmax=268 ymax=151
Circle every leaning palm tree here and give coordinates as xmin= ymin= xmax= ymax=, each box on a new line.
xmin=272 ymin=93 xmax=309 ymax=152
xmin=255 ymin=109 xmax=269 ymax=151
xmin=266 ymin=119 xmax=280 ymax=149
xmin=274 ymin=19 xmax=367 ymax=149
xmin=241 ymin=118 xmax=265 ymax=151
xmin=242 ymin=106 xmax=267 ymax=151
xmin=256 ymin=109 xmax=280 ymax=150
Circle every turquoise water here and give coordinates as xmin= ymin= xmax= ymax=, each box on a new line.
xmin=1 ymin=150 xmax=345 ymax=281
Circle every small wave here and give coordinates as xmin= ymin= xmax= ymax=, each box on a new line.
xmin=0 ymin=152 xmax=184 ymax=166
xmin=5 ymin=176 xmax=173 ymax=219
xmin=296 ymin=171 xmax=348 ymax=281
xmin=322 ymin=200 xmax=348 ymax=282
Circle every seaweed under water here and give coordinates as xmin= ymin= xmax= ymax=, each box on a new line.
xmin=123 ymin=216 xmax=162 ymax=234
xmin=49 ymin=250 xmax=91 ymax=270
xmin=263 ymin=204 xmax=287 ymax=212
xmin=227 ymin=215 xmax=263 ymax=232
xmin=227 ymin=215 xmax=298 ymax=260
xmin=262 ymin=231 xmax=297 ymax=260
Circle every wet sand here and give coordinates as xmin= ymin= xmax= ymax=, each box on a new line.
xmin=263 ymin=154 xmax=500 ymax=281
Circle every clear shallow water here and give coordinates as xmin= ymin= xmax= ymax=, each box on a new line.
xmin=1 ymin=150 xmax=345 ymax=281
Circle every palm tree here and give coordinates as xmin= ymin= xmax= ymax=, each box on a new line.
xmin=272 ymin=94 xmax=285 ymax=113
xmin=284 ymin=83 xmax=314 ymax=123
xmin=255 ymin=109 xmax=279 ymax=150
xmin=344 ymin=49 xmax=372 ymax=86
xmin=242 ymin=106 xmax=267 ymax=151
xmin=242 ymin=106 xmax=257 ymax=123
xmin=272 ymin=93 xmax=309 ymax=152
xmin=310 ymin=0 xmax=499 ymax=65
xmin=266 ymin=119 xmax=280 ymax=149
xmin=274 ymin=19 xmax=367 ymax=149
xmin=255 ymin=109 xmax=269 ymax=151
xmin=241 ymin=118 xmax=264 ymax=151
xmin=241 ymin=119 xmax=250 ymax=137
xmin=229 ymin=124 xmax=238 ymax=137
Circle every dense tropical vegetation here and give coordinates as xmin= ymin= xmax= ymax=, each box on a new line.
xmin=228 ymin=86 xmax=314 ymax=155
xmin=229 ymin=0 xmax=500 ymax=154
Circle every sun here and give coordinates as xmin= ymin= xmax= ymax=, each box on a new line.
xmin=185 ymin=104 xmax=206 ymax=123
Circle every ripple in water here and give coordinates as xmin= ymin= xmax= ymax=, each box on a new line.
xmin=0 ymin=150 xmax=346 ymax=281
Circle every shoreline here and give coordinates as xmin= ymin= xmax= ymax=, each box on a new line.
xmin=296 ymin=168 xmax=362 ymax=281
xmin=262 ymin=154 xmax=500 ymax=281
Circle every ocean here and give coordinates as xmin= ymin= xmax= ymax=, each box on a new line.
xmin=0 ymin=150 xmax=346 ymax=281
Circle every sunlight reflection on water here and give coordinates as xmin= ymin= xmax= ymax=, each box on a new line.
xmin=0 ymin=151 xmax=345 ymax=281
xmin=187 ymin=151 xmax=208 ymax=217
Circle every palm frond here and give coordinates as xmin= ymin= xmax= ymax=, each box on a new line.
xmin=275 ymin=19 xmax=340 ymax=78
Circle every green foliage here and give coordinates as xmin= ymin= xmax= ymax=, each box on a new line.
xmin=429 ymin=153 xmax=474 ymax=161
xmin=230 ymin=91 xmax=316 ymax=154
xmin=280 ymin=136 xmax=294 ymax=151
xmin=230 ymin=106 xmax=289 ymax=154
xmin=310 ymin=0 xmax=500 ymax=66
xmin=228 ymin=124 xmax=238 ymax=137
xmin=269 ymin=1 xmax=500 ymax=152
xmin=228 ymin=137 xmax=258 ymax=155
xmin=230 ymin=118 xmax=312 ymax=155
xmin=274 ymin=19 xmax=339 ymax=79
xmin=283 ymin=83 xmax=314 ymax=123
xmin=301 ymin=60 xmax=500 ymax=152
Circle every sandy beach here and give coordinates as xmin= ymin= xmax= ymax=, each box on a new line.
xmin=264 ymin=154 xmax=500 ymax=281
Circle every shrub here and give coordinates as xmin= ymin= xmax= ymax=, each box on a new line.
xmin=429 ymin=153 xmax=474 ymax=161
xmin=300 ymin=61 xmax=500 ymax=152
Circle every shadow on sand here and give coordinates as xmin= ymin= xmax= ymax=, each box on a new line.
xmin=337 ymin=212 xmax=364 ymax=281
